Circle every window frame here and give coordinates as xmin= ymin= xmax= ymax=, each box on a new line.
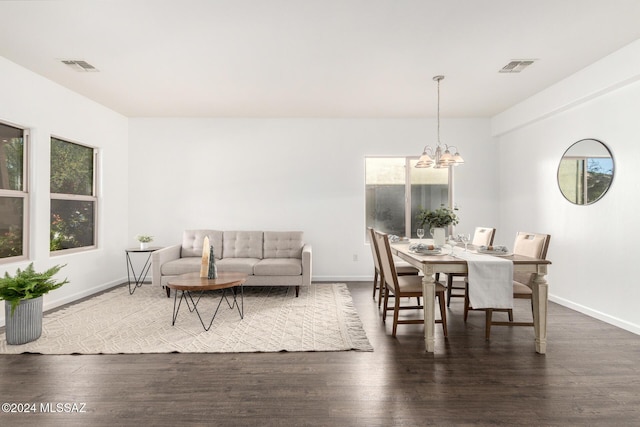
xmin=365 ymin=156 xmax=455 ymax=240
xmin=50 ymin=136 xmax=99 ymax=254
xmin=0 ymin=121 xmax=29 ymax=264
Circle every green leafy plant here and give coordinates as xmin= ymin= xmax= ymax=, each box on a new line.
xmin=416 ymin=205 xmax=460 ymax=228
xmin=0 ymin=263 xmax=69 ymax=315
xmin=135 ymin=234 xmax=153 ymax=243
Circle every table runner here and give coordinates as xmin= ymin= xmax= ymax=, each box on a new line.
xmin=453 ymin=249 xmax=513 ymax=309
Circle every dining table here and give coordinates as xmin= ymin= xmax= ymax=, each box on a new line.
xmin=390 ymin=240 xmax=552 ymax=354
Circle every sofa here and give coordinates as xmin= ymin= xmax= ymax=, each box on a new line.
xmin=152 ymin=230 xmax=312 ymax=297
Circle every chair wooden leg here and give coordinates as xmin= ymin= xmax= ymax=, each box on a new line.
xmin=508 ymin=309 xmax=513 ymax=322
xmin=378 ymin=278 xmax=385 ymax=308
xmin=382 ymin=285 xmax=390 ymax=322
xmin=438 ymin=290 xmax=448 ymax=338
xmin=485 ymin=309 xmax=493 ymax=340
xmin=392 ymin=294 xmax=401 ymax=337
xmin=372 ymin=270 xmax=378 ymax=299
xmin=446 ymin=275 xmax=453 ymax=307
xmin=463 ymin=284 xmax=470 ymax=322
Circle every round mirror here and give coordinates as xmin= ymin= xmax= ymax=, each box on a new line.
xmin=557 ymin=138 xmax=614 ymax=205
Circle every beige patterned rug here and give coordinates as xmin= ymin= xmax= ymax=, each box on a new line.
xmin=0 ymin=283 xmax=373 ymax=354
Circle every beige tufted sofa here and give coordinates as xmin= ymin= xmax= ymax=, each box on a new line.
xmin=152 ymin=230 xmax=312 ymax=297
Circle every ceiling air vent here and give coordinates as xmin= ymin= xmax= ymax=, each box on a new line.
xmin=61 ymin=59 xmax=99 ymax=72
xmin=499 ymin=60 xmax=535 ymax=73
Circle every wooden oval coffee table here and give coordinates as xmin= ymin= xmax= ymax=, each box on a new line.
xmin=167 ymin=272 xmax=247 ymax=331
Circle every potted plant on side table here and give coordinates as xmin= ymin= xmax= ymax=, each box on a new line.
xmin=0 ymin=263 xmax=68 ymax=345
xmin=135 ymin=234 xmax=153 ymax=250
xmin=416 ymin=204 xmax=459 ymax=247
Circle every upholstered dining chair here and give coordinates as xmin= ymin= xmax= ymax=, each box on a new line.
xmin=373 ymin=229 xmax=447 ymax=338
xmin=368 ymin=227 xmax=419 ymax=307
xmin=445 ymin=227 xmax=496 ymax=307
xmin=464 ymin=231 xmax=551 ymax=340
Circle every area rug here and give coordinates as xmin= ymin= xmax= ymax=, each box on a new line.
xmin=0 ymin=283 xmax=373 ymax=354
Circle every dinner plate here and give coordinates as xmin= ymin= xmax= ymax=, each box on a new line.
xmin=476 ymin=249 xmax=512 ymax=257
xmin=410 ymin=249 xmax=443 ymax=255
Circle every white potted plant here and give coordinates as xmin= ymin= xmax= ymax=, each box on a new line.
xmin=0 ymin=263 xmax=69 ymax=345
xmin=416 ymin=205 xmax=460 ymax=247
xmin=135 ymin=234 xmax=153 ymax=250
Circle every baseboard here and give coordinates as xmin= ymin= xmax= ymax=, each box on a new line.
xmin=550 ymin=294 xmax=640 ymax=336
xmin=312 ymin=276 xmax=372 ymax=283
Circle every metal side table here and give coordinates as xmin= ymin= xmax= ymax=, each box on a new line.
xmin=125 ymin=246 xmax=162 ymax=295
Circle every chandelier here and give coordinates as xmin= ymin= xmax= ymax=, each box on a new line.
xmin=415 ymin=75 xmax=464 ymax=168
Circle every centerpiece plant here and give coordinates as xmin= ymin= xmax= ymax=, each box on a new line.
xmin=416 ymin=204 xmax=460 ymax=229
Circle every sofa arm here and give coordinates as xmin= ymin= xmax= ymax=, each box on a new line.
xmin=151 ymin=244 xmax=181 ymax=287
xmin=302 ymin=244 xmax=312 ymax=286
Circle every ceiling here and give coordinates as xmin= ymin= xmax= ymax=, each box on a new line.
xmin=2 ymin=0 xmax=640 ymax=118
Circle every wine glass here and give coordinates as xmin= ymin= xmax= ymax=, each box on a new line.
xmin=447 ymin=236 xmax=458 ymax=255
xmin=416 ymin=228 xmax=425 ymax=240
xmin=460 ymin=233 xmax=471 ymax=251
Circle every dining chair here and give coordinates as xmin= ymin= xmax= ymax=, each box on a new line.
xmin=373 ymin=229 xmax=447 ymax=338
xmin=368 ymin=227 xmax=419 ymax=308
xmin=445 ymin=227 xmax=496 ymax=307
xmin=464 ymin=231 xmax=551 ymax=340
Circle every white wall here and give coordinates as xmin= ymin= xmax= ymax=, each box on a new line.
xmin=0 ymin=57 xmax=129 ymax=326
xmin=128 ymin=118 xmax=497 ymax=281
xmin=493 ymin=40 xmax=640 ymax=334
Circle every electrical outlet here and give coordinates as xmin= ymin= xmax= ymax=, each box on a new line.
xmin=353 ymin=254 xmax=358 ymax=262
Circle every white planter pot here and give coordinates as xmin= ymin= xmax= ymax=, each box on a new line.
xmin=5 ymin=296 xmax=43 ymax=345
xmin=431 ymin=227 xmax=446 ymax=247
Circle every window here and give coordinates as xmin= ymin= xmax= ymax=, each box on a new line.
xmin=0 ymin=122 xmax=28 ymax=261
xmin=50 ymin=137 xmax=97 ymax=252
xmin=366 ymin=157 xmax=451 ymax=238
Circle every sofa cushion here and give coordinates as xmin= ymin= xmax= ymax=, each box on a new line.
xmin=253 ymin=258 xmax=302 ymax=276
xmin=161 ymin=257 xmax=201 ymax=276
xmin=217 ymin=258 xmax=260 ymax=275
xmin=263 ymin=231 xmax=303 ymax=259
xmin=223 ymin=231 xmax=263 ymax=259
xmin=182 ymin=230 xmax=223 ymax=258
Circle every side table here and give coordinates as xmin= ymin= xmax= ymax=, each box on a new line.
xmin=125 ymin=246 xmax=162 ymax=295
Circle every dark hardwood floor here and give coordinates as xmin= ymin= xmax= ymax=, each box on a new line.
xmin=1 ymin=281 xmax=640 ymax=426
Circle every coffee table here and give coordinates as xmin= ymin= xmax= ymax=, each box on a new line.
xmin=166 ymin=272 xmax=247 ymax=331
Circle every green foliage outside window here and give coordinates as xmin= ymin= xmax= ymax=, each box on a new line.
xmin=50 ymin=138 xmax=94 ymax=195
xmin=0 ymin=124 xmax=25 ymax=259
xmin=50 ymin=138 xmax=96 ymax=251
xmin=0 ymin=226 xmax=22 ymax=258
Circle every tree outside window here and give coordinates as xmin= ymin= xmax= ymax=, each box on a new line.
xmin=50 ymin=137 xmax=97 ymax=251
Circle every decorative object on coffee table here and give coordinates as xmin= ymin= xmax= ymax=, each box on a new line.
xmin=199 ymin=235 xmax=218 ymax=279
xmin=0 ymin=263 xmax=68 ymax=345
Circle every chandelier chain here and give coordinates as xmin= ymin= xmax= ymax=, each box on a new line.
xmin=437 ymin=77 xmax=441 ymax=145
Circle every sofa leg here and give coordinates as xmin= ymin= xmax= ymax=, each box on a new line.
xmin=295 ymin=286 xmax=300 ymax=297
xmin=165 ymin=286 xmax=170 ymax=298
